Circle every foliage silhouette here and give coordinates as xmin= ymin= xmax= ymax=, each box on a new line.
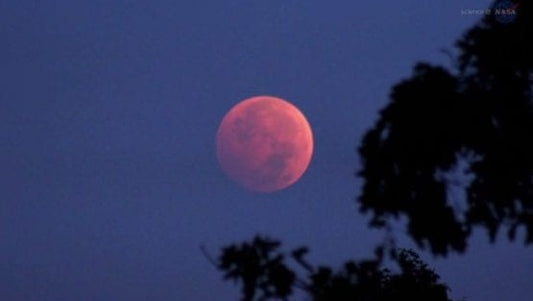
xmin=217 ymin=236 xmax=454 ymax=301
xmin=358 ymin=0 xmax=533 ymax=255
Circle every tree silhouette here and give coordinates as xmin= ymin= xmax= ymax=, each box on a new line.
xmin=358 ymin=0 xmax=532 ymax=255
xmin=216 ymin=0 xmax=532 ymax=299
xmin=217 ymin=236 xmax=454 ymax=301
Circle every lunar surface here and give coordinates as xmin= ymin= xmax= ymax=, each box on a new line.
xmin=216 ymin=96 xmax=313 ymax=192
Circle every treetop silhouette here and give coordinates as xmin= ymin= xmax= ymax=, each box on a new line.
xmin=217 ymin=236 xmax=454 ymax=301
xmin=358 ymin=0 xmax=532 ymax=255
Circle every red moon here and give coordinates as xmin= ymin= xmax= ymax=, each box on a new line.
xmin=216 ymin=96 xmax=313 ymax=192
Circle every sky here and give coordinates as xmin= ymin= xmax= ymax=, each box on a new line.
xmin=1 ymin=0 xmax=532 ymax=300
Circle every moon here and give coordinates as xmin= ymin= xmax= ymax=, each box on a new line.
xmin=216 ymin=96 xmax=313 ymax=192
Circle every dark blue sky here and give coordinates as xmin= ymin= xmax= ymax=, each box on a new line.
xmin=1 ymin=1 xmax=531 ymax=300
